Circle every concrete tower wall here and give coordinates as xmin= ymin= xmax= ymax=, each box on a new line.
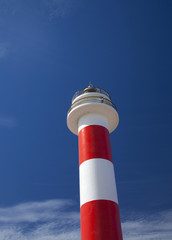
xmin=67 ymin=85 xmax=123 ymax=240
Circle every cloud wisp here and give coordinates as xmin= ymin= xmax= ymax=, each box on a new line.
xmin=0 ymin=115 xmax=17 ymax=128
xmin=122 ymin=209 xmax=172 ymax=240
xmin=44 ymin=0 xmax=80 ymax=20
xmin=0 ymin=199 xmax=172 ymax=240
xmin=0 ymin=199 xmax=80 ymax=240
xmin=0 ymin=42 xmax=9 ymax=59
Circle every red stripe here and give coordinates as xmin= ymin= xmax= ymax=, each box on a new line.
xmin=79 ymin=125 xmax=113 ymax=165
xmin=81 ymin=199 xmax=123 ymax=240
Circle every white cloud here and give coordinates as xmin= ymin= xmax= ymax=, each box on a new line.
xmin=0 ymin=199 xmax=171 ymax=240
xmin=44 ymin=0 xmax=80 ymax=20
xmin=122 ymin=209 xmax=172 ymax=240
xmin=0 ymin=199 xmax=80 ymax=240
xmin=0 ymin=115 xmax=17 ymax=127
xmin=0 ymin=225 xmax=80 ymax=240
xmin=0 ymin=42 xmax=9 ymax=59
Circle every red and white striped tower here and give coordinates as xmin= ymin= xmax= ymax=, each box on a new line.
xmin=67 ymin=85 xmax=123 ymax=240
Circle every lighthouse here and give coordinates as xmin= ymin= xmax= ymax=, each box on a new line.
xmin=67 ymin=84 xmax=123 ymax=240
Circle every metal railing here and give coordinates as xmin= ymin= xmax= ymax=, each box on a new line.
xmin=68 ymin=96 xmax=117 ymax=115
xmin=72 ymin=87 xmax=111 ymax=102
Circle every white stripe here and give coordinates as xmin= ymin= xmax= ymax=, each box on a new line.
xmin=79 ymin=158 xmax=118 ymax=207
xmin=78 ymin=113 xmax=109 ymax=133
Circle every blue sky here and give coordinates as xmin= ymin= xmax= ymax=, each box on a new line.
xmin=0 ymin=0 xmax=172 ymax=239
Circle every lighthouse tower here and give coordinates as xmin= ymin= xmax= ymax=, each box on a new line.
xmin=67 ymin=85 xmax=123 ymax=240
